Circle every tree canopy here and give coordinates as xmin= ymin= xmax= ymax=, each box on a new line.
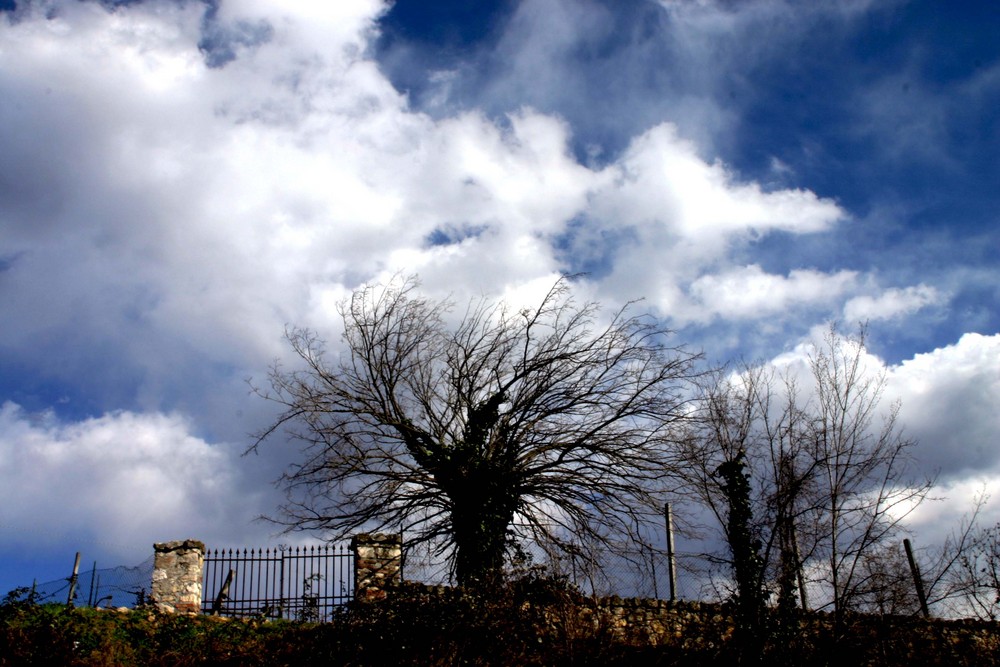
xmin=253 ymin=276 xmax=700 ymax=585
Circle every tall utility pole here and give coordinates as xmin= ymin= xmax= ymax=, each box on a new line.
xmin=665 ymin=503 xmax=677 ymax=602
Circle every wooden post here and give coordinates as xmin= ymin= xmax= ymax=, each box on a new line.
xmin=665 ymin=503 xmax=677 ymax=602
xmin=791 ymin=524 xmax=808 ymax=610
xmin=67 ymin=552 xmax=81 ymax=606
xmin=651 ymin=546 xmax=659 ymax=599
xmin=904 ymin=538 xmax=930 ymax=618
xmin=87 ymin=561 xmax=97 ymax=607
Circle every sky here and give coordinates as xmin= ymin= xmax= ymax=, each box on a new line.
xmin=1 ymin=0 xmax=998 ymax=597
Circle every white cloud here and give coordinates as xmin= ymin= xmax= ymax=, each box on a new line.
xmin=888 ymin=333 xmax=1000 ymax=479
xmin=0 ymin=0 xmax=858 ymax=405
xmin=691 ymin=265 xmax=857 ymax=322
xmin=0 ymin=402 xmax=263 ymax=553
xmin=843 ymin=284 xmax=944 ymax=322
xmin=600 ymin=124 xmax=842 ymax=240
xmin=581 ymin=124 xmax=847 ymax=323
xmin=754 ymin=329 xmax=1000 ymax=484
xmin=904 ymin=476 xmax=1000 ymax=542
xmin=744 ymin=330 xmax=1000 ymax=561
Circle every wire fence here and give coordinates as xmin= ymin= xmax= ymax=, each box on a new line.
xmin=398 ymin=537 xmax=722 ymax=602
xmin=15 ymin=556 xmax=154 ymax=608
xmin=8 ymin=538 xmax=988 ymax=621
xmin=519 ymin=544 xmax=721 ymax=601
xmin=397 ymin=537 xmax=989 ymax=620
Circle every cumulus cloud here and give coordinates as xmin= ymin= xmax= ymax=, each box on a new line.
xmin=843 ymin=284 xmax=944 ymax=322
xmin=576 ymin=124 xmax=848 ymax=323
xmin=0 ymin=402 xmax=265 ymax=555
xmin=0 ymin=0 xmax=875 ymax=423
xmin=691 ymin=265 xmax=857 ymax=322
xmin=0 ymin=0 xmax=946 ymax=410
xmin=596 ymin=124 xmax=842 ymax=240
xmin=888 ymin=333 xmax=1000 ymax=479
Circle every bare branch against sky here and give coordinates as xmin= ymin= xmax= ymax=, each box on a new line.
xmin=254 ymin=275 xmax=699 ymax=585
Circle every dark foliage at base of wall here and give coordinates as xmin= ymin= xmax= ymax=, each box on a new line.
xmin=2 ymin=582 xmax=998 ymax=666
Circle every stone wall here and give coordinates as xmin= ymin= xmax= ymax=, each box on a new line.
xmin=144 ymin=533 xmax=1000 ymax=662
xmin=151 ymin=539 xmax=206 ymax=614
xmin=570 ymin=596 xmax=1000 ymax=657
xmin=388 ymin=582 xmax=1000 ymax=660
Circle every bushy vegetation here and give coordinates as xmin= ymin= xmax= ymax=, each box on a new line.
xmin=0 ymin=580 xmax=692 ymax=667
xmin=3 ymin=582 xmax=999 ymax=666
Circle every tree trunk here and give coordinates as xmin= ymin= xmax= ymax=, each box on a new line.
xmin=443 ymin=455 xmax=519 ymax=587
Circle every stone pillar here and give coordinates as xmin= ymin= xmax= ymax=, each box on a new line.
xmin=352 ymin=533 xmax=402 ymax=601
xmin=151 ymin=539 xmax=206 ymax=614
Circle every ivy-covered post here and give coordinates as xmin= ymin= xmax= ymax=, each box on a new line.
xmin=717 ymin=450 xmax=767 ymax=662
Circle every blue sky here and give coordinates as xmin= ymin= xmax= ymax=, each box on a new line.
xmin=379 ymin=0 xmax=1000 ymax=360
xmin=1 ymin=0 xmax=998 ymax=596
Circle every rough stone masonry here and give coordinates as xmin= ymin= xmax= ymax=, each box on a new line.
xmin=151 ymin=539 xmax=206 ymax=614
xmin=351 ymin=533 xmax=402 ymax=601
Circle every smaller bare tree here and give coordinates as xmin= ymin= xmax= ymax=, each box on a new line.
xmin=804 ymin=326 xmax=934 ymax=627
xmin=681 ymin=362 xmax=815 ymax=657
xmin=681 ymin=325 xmax=935 ymax=643
xmin=957 ymin=524 xmax=1000 ymax=620
xmin=924 ymin=502 xmax=1000 ymax=620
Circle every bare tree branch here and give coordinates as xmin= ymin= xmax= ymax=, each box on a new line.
xmin=252 ymin=275 xmax=700 ymax=586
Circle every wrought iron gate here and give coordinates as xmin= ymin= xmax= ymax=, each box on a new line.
xmin=201 ymin=544 xmax=353 ymax=620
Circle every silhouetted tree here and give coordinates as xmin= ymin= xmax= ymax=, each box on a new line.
xmin=253 ymin=276 xmax=699 ymax=586
xmin=681 ymin=326 xmax=933 ymax=643
xmin=806 ymin=326 xmax=933 ymax=627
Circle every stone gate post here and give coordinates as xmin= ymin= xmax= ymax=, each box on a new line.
xmin=151 ymin=539 xmax=206 ymax=614
xmin=352 ymin=533 xmax=402 ymax=601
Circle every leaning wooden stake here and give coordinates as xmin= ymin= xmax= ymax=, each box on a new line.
xmin=67 ymin=552 xmax=81 ymax=606
xmin=904 ymin=538 xmax=930 ymax=618
xmin=87 ymin=560 xmax=97 ymax=607
xmin=212 ymin=569 xmax=236 ymax=615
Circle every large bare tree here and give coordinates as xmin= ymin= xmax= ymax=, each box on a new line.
xmin=252 ymin=276 xmax=699 ymax=586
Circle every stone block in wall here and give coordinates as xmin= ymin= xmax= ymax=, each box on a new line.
xmin=151 ymin=539 xmax=206 ymax=614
